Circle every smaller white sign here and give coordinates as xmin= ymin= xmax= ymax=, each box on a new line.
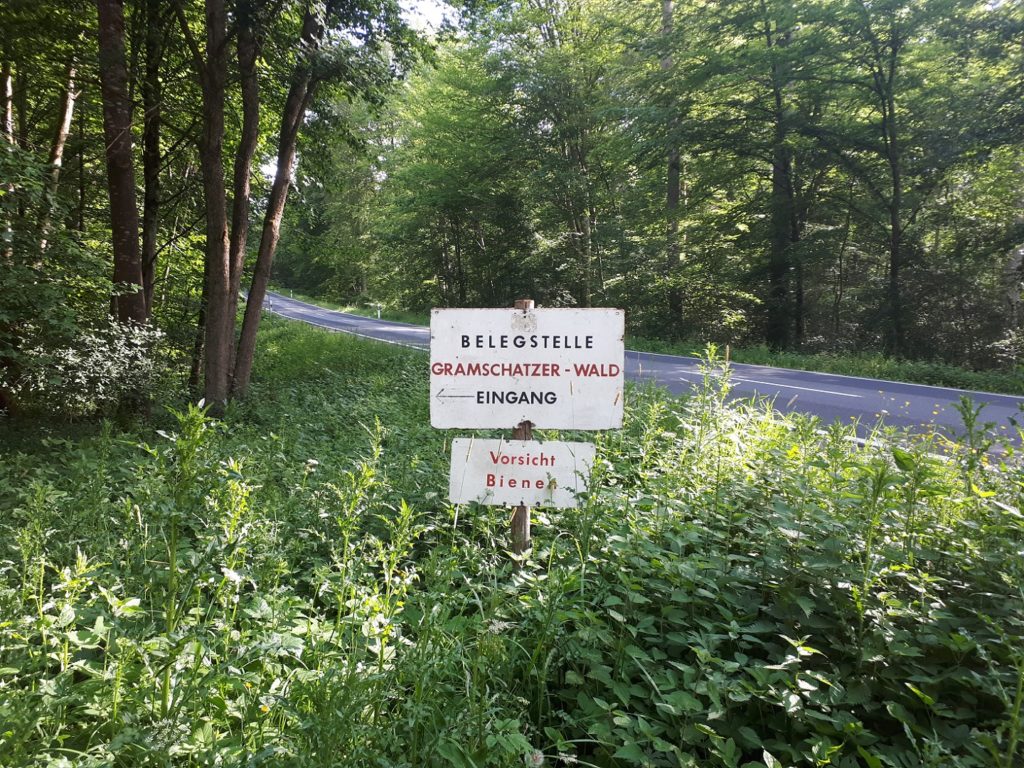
xmin=449 ymin=438 xmax=596 ymax=509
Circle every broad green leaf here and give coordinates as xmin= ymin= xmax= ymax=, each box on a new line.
xmin=892 ymin=448 xmax=916 ymax=472
xmin=613 ymin=743 xmax=647 ymax=762
xmin=856 ymin=746 xmax=883 ymax=768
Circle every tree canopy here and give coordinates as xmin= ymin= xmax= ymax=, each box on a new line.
xmin=1 ymin=0 xmax=1022 ymax=417
xmin=279 ymin=0 xmax=1024 ymax=366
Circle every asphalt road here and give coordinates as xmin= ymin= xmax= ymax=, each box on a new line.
xmin=264 ymin=290 xmax=1024 ymax=444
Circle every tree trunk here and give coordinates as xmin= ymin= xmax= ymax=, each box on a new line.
xmin=14 ymin=64 xmax=27 ymax=152
xmin=95 ymin=0 xmax=146 ymax=324
xmin=766 ymin=139 xmax=793 ymax=349
xmin=763 ymin=11 xmax=794 ymax=350
xmin=793 ymin=246 xmax=804 ymax=346
xmin=188 ymin=274 xmax=208 ymax=395
xmin=883 ymin=68 xmax=905 ymax=356
xmin=77 ymin=106 xmax=86 ymax=233
xmin=0 ymin=55 xmax=15 ymax=413
xmin=197 ymin=0 xmax=233 ymax=407
xmin=580 ymin=200 xmax=593 ymax=308
xmin=39 ymin=61 xmax=78 ymax=253
xmin=852 ymin=13 xmax=907 ymax=357
xmin=1 ymin=58 xmax=11 ymax=144
xmin=791 ymin=162 xmax=815 ymax=349
xmin=2 ymin=56 xmax=14 ymax=262
xmin=1005 ymin=244 xmax=1024 ymax=332
xmin=833 ymin=188 xmax=853 ymax=340
xmin=233 ymin=6 xmax=325 ymax=398
xmin=228 ymin=0 xmax=261 ymax=307
xmin=1005 ymin=163 xmax=1024 ymax=335
xmin=13 ymin=63 xmax=28 ymax=224
xmin=232 ymin=70 xmax=315 ymax=396
xmin=452 ymin=217 xmax=467 ymax=305
xmin=141 ymin=0 xmax=163 ymax=315
xmin=662 ymin=0 xmax=682 ymax=327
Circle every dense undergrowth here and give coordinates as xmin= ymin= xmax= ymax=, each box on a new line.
xmin=1 ymin=317 xmax=1023 ymax=767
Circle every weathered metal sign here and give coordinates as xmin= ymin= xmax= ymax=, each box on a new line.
xmin=448 ymin=438 xmax=596 ymax=508
xmin=430 ymin=308 xmax=625 ymax=429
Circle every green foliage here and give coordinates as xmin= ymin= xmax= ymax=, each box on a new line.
xmin=14 ymin=322 xmax=173 ymax=418
xmin=2 ymin=320 xmax=1023 ymax=766
xmin=0 ymin=144 xmax=124 ymax=409
xmin=0 ymin=144 xmax=178 ymax=417
xmin=524 ymin=380 xmax=1024 ymax=766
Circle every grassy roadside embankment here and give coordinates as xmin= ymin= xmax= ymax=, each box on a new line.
xmin=2 ymin=315 xmax=1021 ymax=767
xmin=270 ymin=286 xmax=1024 ymax=396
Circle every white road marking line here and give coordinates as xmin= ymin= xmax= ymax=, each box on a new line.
xmin=732 ymin=377 xmax=861 ymax=398
xmin=675 ymin=369 xmax=860 ymax=398
xmin=628 ymin=348 xmax=1024 ymax=402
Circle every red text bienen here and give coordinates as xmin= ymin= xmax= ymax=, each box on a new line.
xmin=486 ymin=474 xmax=551 ymax=489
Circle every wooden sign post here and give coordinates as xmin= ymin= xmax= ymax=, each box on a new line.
xmin=503 ymin=420 xmax=530 ymax=554
xmin=511 ymin=299 xmax=535 ymax=555
xmin=512 ymin=299 xmax=536 ymax=552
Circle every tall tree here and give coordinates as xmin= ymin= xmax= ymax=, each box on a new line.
xmin=141 ymin=0 xmax=164 ymax=314
xmin=662 ymin=0 xmax=683 ymax=327
xmin=232 ymin=1 xmax=330 ymax=397
xmin=38 ymin=58 xmax=79 ymax=253
xmin=227 ymin=0 xmax=262 ymax=311
xmin=845 ymin=0 xmax=911 ymax=355
xmin=365 ymin=42 xmax=534 ymax=309
xmin=816 ymin=0 xmax=995 ymax=355
xmin=199 ymin=0 xmax=232 ymax=406
xmin=233 ymin=0 xmax=416 ymax=397
xmin=1 ymin=54 xmax=14 ymax=263
xmin=95 ymin=0 xmax=146 ymax=324
xmin=762 ymin=1 xmax=797 ymax=349
xmin=492 ymin=0 xmax=621 ymax=308
xmin=177 ymin=0 xmax=232 ymax=405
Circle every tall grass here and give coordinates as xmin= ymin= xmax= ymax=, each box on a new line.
xmin=1 ymin=317 xmax=1022 ymax=766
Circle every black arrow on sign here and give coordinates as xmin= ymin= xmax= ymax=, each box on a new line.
xmin=435 ymin=388 xmax=476 ymax=400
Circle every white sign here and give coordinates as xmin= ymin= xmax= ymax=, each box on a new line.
xmin=430 ymin=308 xmax=624 ymax=429
xmin=449 ymin=438 xmax=596 ymax=508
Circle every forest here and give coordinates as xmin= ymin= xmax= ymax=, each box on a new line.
xmin=273 ymin=0 xmax=1024 ymax=366
xmin=1 ymin=0 xmax=1023 ymax=418
xmin=2 ymin=1 xmax=1024 ymax=767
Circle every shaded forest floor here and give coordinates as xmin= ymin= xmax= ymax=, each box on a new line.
xmin=1 ymin=316 xmax=1022 ymax=767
